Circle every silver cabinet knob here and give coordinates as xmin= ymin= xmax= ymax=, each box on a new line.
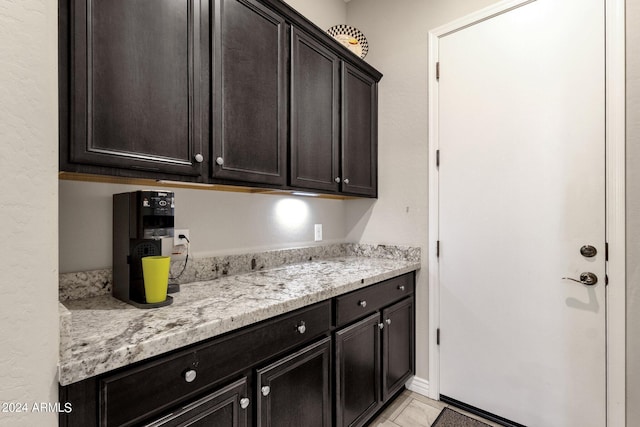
xmin=261 ymin=386 xmax=271 ymax=396
xmin=194 ymin=153 xmax=204 ymax=163
xmin=385 ymin=318 xmax=392 ymax=325
xmin=343 ymin=178 xmax=350 ymax=185
xmin=378 ymin=322 xmax=384 ymax=330
xmin=335 ymin=177 xmax=341 ymax=183
xmin=240 ymin=397 xmax=250 ymax=409
xmin=358 ymin=300 xmax=367 ymax=308
xmin=297 ymin=321 xmax=306 ymax=334
xmin=216 ymin=157 xmax=224 ymax=166
xmin=398 ymin=285 xmax=405 ymax=291
xmin=184 ymin=369 xmax=197 ymax=383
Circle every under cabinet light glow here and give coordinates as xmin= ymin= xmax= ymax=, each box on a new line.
xmin=274 ymin=198 xmax=309 ymax=230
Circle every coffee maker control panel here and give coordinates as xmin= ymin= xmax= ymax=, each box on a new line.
xmin=141 ymin=191 xmax=175 ymax=216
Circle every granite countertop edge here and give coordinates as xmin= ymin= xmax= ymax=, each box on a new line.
xmin=58 ymin=257 xmax=420 ymax=386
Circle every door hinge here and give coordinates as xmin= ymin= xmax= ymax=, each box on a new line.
xmin=436 ymin=240 xmax=440 ymax=258
xmin=436 ymin=62 xmax=440 ymax=80
xmin=437 ymin=328 xmax=440 ymax=345
xmin=436 ymin=149 xmax=440 ymax=167
xmin=605 ymin=242 xmax=609 ymax=261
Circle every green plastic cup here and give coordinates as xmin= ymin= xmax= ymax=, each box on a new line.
xmin=141 ymin=256 xmax=171 ymax=303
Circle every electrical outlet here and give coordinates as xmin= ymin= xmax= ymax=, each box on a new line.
xmin=314 ymin=224 xmax=322 ymax=242
xmin=174 ymin=229 xmax=190 ymax=246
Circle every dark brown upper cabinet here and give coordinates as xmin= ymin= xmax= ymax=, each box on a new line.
xmin=290 ymin=27 xmax=341 ymax=193
xmin=59 ymin=0 xmax=382 ymax=196
xmin=211 ymin=0 xmax=287 ymax=186
xmin=341 ymin=63 xmax=378 ymax=197
xmin=60 ymin=0 xmax=209 ymax=179
xmin=290 ymin=29 xmax=379 ymax=197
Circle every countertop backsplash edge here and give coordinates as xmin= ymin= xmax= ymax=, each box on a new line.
xmin=59 ymin=243 xmax=421 ymax=301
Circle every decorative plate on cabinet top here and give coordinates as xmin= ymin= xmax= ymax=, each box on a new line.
xmin=327 ymin=25 xmax=369 ymax=59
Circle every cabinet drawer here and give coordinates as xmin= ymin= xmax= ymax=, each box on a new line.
xmin=100 ymin=300 xmax=332 ymax=426
xmin=335 ymin=273 xmax=414 ymax=327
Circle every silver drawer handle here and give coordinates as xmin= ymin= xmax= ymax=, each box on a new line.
xmin=344 ymin=178 xmax=350 ymax=185
xmin=184 ymin=369 xmax=197 ymax=383
xmin=398 ymin=285 xmax=405 ymax=291
xmin=216 ymin=157 xmax=224 ymax=166
xmin=261 ymin=386 xmax=271 ymax=396
xmin=378 ymin=322 xmax=384 ymax=330
xmin=386 ymin=318 xmax=392 ymax=325
xmin=240 ymin=397 xmax=250 ymax=409
xmin=297 ymin=321 xmax=306 ymax=334
xmin=359 ymin=300 xmax=367 ymax=308
xmin=194 ymin=153 xmax=204 ymax=163
xmin=335 ymin=177 xmax=341 ymax=183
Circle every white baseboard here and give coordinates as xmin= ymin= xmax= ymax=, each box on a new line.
xmin=406 ymin=376 xmax=430 ymax=397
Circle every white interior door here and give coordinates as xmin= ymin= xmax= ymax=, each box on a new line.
xmin=437 ymin=1 xmax=606 ymax=426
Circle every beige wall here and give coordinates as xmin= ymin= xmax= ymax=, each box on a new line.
xmin=627 ymin=0 xmax=640 ymax=424
xmin=284 ymin=0 xmax=347 ymax=31
xmin=59 ymin=181 xmax=347 ymax=272
xmin=0 ymin=1 xmax=59 ymax=426
xmin=344 ymin=0 xmax=500 ymax=382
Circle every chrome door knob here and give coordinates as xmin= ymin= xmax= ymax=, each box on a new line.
xmin=216 ymin=157 xmax=224 ymax=166
xmin=343 ymin=178 xmax=350 ymax=185
xmin=261 ymin=386 xmax=271 ymax=396
xmin=398 ymin=285 xmax=405 ymax=291
xmin=335 ymin=177 xmax=341 ymax=183
xmin=378 ymin=322 xmax=384 ymax=330
xmin=240 ymin=397 xmax=250 ymax=409
xmin=194 ymin=153 xmax=204 ymax=163
xmin=385 ymin=318 xmax=392 ymax=325
xmin=184 ymin=369 xmax=197 ymax=383
xmin=358 ymin=300 xmax=367 ymax=308
xmin=580 ymin=245 xmax=597 ymax=258
xmin=562 ymin=272 xmax=598 ymax=286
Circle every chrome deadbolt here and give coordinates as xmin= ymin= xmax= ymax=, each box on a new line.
xmin=580 ymin=245 xmax=597 ymax=258
xmin=562 ymin=272 xmax=598 ymax=286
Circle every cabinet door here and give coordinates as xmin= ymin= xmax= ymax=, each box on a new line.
xmin=382 ymin=298 xmax=415 ymax=401
xmin=212 ymin=0 xmax=287 ymax=186
xmin=290 ymin=27 xmax=340 ymax=192
xmin=335 ymin=313 xmax=381 ymax=427
xmin=65 ymin=0 xmax=207 ymax=177
xmin=144 ymin=378 xmax=249 ymax=427
xmin=256 ymin=337 xmax=331 ymax=427
xmin=341 ymin=63 xmax=378 ymax=197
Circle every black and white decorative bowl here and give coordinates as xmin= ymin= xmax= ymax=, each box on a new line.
xmin=327 ymin=25 xmax=369 ymax=59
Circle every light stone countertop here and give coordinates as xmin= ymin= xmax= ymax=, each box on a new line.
xmin=59 ymin=256 xmax=420 ymax=386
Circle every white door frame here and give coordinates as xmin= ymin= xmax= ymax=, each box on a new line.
xmin=427 ymin=0 xmax=626 ymax=425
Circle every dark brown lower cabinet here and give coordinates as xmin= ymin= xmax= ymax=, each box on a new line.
xmin=59 ymin=274 xmax=415 ymax=427
xmin=144 ymin=378 xmax=249 ymax=427
xmin=335 ymin=313 xmax=381 ymax=427
xmin=382 ymin=298 xmax=415 ymax=400
xmin=256 ymin=337 xmax=332 ymax=427
xmin=335 ymin=297 xmax=415 ymax=427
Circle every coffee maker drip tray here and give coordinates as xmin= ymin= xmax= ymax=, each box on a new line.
xmin=126 ymin=295 xmax=174 ymax=309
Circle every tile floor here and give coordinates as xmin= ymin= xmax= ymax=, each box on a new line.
xmin=368 ymin=390 xmax=503 ymax=427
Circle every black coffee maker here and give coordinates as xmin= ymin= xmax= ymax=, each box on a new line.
xmin=113 ymin=190 xmax=175 ymax=307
